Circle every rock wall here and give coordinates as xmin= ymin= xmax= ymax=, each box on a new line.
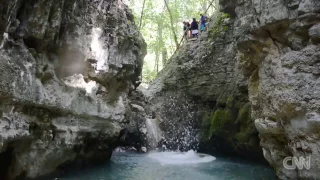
xmin=0 ymin=0 xmax=146 ymax=179
xmin=146 ymin=12 xmax=262 ymax=158
xmin=147 ymin=0 xmax=320 ymax=179
xmin=230 ymin=0 xmax=320 ymax=179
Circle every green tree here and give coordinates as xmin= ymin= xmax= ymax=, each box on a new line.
xmin=125 ymin=0 xmax=219 ymax=83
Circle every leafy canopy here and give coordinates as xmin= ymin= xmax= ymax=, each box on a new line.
xmin=124 ymin=0 xmax=219 ymax=83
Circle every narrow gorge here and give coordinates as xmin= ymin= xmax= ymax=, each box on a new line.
xmin=0 ymin=0 xmax=319 ymax=179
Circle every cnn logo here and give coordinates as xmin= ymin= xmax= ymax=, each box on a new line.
xmin=283 ymin=156 xmax=311 ymax=170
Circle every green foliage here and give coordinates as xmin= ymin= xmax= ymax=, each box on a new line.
xmin=142 ymin=62 xmax=157 ymax=83
xmin=208 ymin=12 xmax=231 ymax=40
xmin=222 ymin=13 xmax=231 ymax=18
xmin=126 ymin=0 xmax=220 ymax=83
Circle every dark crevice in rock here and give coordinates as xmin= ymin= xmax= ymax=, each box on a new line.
xmin=0 ymin=146 xmax=14 ymax=180
xmin=15 ymin=0 xmax=27 ymax=28
xmin=264 ymin=29 xmax=281 ymax=52
xmin=219 ymin=0 xmax=237 ymax=17
xmin=15 ymin=0 xmax=31 ymax=39
xmin=23 ymin=37 xmax=43 ymax=52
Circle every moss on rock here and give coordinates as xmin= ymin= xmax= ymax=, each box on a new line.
xmin=226 ymin=95 xmax=234 ymax=108
xmin=208 ymin=12 xmax=231 ymax=40
xmin=208 ymin=107 xmax=233 ymax=138
xmin=250 ymin=70 xmax=260 ymax=93
xmin=200 ymin=112 xmax=213 ymax=141
xmin=209 ymin=109 xmax=224 ymax=137
xmin=236 ymin=102 xmax=251 ymax=124
xmin=200 ymin=96 xmax=260 ymax=152
xmin=235 ymin=130 xmax=251 ymax=142
xmin=235 ymin=103 xmax=256 ymax=145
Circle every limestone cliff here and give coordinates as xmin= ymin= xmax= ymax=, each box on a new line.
xmin=146 ymin=0 xmax=320 ymax=179
xmin=147 ymin=12 xmax=261 ymax=158
xmin=231 ymin=0 xmax=320 ymax=179
xmin=0 ymin=0 xmax=146 ymax=179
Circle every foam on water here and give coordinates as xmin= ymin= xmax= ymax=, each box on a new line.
xmin=148 ymin=150 xmax=216 ymax=165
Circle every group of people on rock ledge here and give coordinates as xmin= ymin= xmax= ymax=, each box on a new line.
xmin=183 ymin=14 xmax=208 ymax=39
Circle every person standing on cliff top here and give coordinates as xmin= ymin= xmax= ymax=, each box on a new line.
xmin=200 ymin=14 xmax=207 ymax=32
xmin=183 ymin=21 xmax=189 ymax=40
xmin=186 ymin=21 xmax=192 ymax=38
xmin=190 ymin=18 xmax=199 ymax=38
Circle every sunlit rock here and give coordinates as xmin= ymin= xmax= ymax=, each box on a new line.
xmin=0 ymin=0 xmax=146 ymax=179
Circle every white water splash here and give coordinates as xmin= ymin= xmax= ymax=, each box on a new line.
xmin=90 ymin=28 xmax=109 ymax=72
xmin=146 ymin=118 xmax=162 ymax=149
xmin=148 ymin=150 xmax=216 ymax=165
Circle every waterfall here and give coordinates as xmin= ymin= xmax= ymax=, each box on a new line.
xmin=146 ymin=118 xmax=162 ymax=149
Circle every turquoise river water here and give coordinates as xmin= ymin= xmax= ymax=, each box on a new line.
xmin=54 ymin=151 xmax=276 ymax=180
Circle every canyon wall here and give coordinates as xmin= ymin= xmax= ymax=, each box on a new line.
xmin=230 ymin=0 xmax=320 ymax=179
xmin=147 ymin=0 xmax=320 ymax=179
xmin=0 ymin=0 xmax=319 ymax=179
xmin=0 ymin=0 xmax=146 ymax=179
xmin=147 ymin=11 xmax=261 ymax=158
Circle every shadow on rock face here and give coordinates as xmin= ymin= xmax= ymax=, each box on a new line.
xmin=0 ymin=145 xmax=14 ymax=180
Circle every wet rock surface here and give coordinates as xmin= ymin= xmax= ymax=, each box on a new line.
xmin=0 ymin=0 xmax=146 ymax=179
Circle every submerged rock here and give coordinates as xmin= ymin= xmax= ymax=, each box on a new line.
xmin=0 ymin=0 xmax=146 ymax=179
